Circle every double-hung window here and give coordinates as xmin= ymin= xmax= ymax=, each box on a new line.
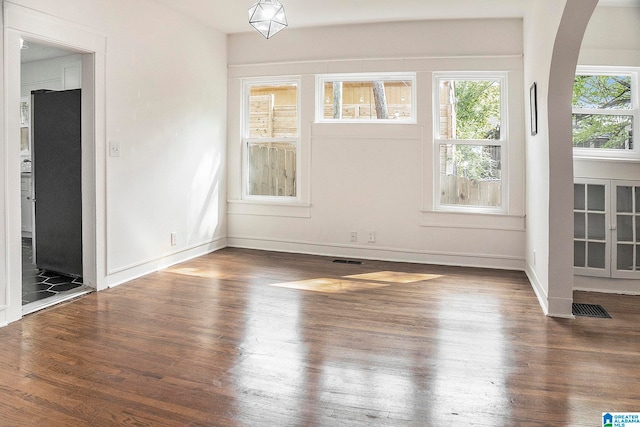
xmin=433 ymin=73 xmax=507 ymax=212
xmin=243 ymin=79 xmax=300 ymax=199
xmin=572 ymin=67 xmax=638 ymax=158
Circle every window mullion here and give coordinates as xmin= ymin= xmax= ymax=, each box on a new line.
xmin=572 ymin=108 xmax=634 ymax=115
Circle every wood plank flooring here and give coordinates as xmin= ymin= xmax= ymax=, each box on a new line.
xmin=0 ymin=248 xmax=639 ymax=426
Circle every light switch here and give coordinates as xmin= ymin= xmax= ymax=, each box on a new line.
xmin=109 ymin=140 xmax=121 ymax=157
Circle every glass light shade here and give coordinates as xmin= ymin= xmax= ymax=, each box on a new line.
xmin=248 ymin=0 xmax=288 ymax=39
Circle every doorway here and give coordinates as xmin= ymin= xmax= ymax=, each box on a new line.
xmin=20 ymin=42 xmax=92 ymax=314
xmin=3 ymin=3 xmax=106 ymax=325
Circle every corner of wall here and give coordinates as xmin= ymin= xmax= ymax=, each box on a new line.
xmin=106 ymin=237 xmax=228 ymax=289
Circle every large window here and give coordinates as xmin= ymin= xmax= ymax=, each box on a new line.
xmin=243 ymin=79 xmax=300 ymax=198
xmin=316 ymin=73 xmax=416 ymax=122
xmin=433 ymin=73 xmax=507 ymax=212
xmin=572 ymin=67 xmax=638 ymax=158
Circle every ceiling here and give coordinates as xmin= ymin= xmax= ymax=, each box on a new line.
xmin=153 ymin=0 xmax=526 ymax=35
xmin=19 ymin=0 xmax=640 ymax=63
xmin=151 ymin=0 xmax=640 ymax=35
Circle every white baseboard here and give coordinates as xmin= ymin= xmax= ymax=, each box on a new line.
xmin=546 ymin=296 xmax=575 ymax=319
xmin=106 ymin=237 xmax=227 ymax=288
xmin=525 ymin=264 xmax=549 ymax=315
xmin=573 ymin=275 xmax=640 ymax=295
xmin=525 ymin=263 xmax=574 ymax=318
xmin=227 ymin=236 xmax=526 ymax=271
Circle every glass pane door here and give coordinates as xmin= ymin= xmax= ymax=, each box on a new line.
xmin=573 ymin=180 xmax=609 ymax=276
xmin=612 ymin=182 xmax=640 ymax=278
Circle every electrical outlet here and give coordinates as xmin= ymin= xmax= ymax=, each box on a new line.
xmin=350 ymin=231 xmax=357 ymax=242
xmin=171 ymin=232 xmax=177 ymax=246
xmin=368 ymin=231 xmax=376 ymax=243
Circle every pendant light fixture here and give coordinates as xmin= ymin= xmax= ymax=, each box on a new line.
xmin=248 ymin=0 xmax=288 ymax=39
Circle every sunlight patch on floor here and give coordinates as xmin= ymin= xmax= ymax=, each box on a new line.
xmin=344 ymin=271 xmax=443 ymax=284
xmin=270 ymin=278 xmax=390 ymax=293
xmin=165 ymin=266 xmax=234 ymax=279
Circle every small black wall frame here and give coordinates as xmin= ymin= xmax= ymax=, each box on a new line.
xmin=530 ymin=82 xmax=538 ymax=136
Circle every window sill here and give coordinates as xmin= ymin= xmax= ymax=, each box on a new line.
xmin=573 ymin=154 xmax=640 ymax=163
xmin=419 ymin=210 xmax=525 ymax=231
xmin=228 ymin=199 xmax=311 ymax=218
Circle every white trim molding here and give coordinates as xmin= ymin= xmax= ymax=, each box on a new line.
xmin=228 ymin=200 xmax=311 ymax=218
xmin=420 ymin=210 xmax=525 ymax=231
xmin=228 ymin=235 xmax=526 ymax=271
xmin=3 ymin=2 xmax=107 ymax=324
xmin=106 ymin=237 xmax=227 ymax=288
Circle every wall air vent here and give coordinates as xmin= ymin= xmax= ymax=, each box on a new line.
xmin=332 ymin=259 xmax=363 ymax=265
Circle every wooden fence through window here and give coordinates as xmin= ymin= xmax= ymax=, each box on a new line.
xmin=248 ymin=142 xmax=296 ymax=197
xmin=440 ymin=175 xmax=501 ymax=207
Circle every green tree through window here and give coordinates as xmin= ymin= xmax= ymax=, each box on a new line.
xmin=572 ymin=74 xmax=633 ymax=150
xmin=453 ymin=80 xmax=501 ymax=140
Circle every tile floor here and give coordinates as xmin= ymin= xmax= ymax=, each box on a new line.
xmin=22 ymin=238 xmax=84 ymax=305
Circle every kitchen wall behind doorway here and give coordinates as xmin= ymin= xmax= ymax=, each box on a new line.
xmin=21 ymin=44 xmax=83 ymax=97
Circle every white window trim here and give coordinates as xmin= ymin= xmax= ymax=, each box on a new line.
xmin=432 ymin=72 xmax=509 ymax=214
xmin=572 ymin=66 xmax=639 ymax=161
xmin=315 ymin=72 xmax=417 ymax=124
xmin=242 ymin=77 xmax=302 ymax=202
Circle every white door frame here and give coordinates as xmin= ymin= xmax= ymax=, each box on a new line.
xmin=2 ymin=2 xmax=107 ymax=324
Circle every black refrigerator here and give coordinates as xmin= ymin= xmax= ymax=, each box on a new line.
xmin=31 ymin=89 xmax=83 ymax=277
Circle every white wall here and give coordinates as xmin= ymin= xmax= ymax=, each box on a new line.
xmin=573 ymin=5 xmax=640 ymax=294
xmin=0 ymin=0 xmax=227 ymax=325
xmin=227 ymin=19 xmax=526 ymax=270
xmin=523 ymin=0 xmax=598 ymax=317
xmin=579 ymin=6 xmax=640 ymax=67
xmin=522 ymin=0 xmax=566 ymax=316
xmin=99 ymin=2 xmax=228 ymax=282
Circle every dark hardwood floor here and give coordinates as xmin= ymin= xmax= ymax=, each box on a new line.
xmin=0 ymin=248 xmax=638 ymax=426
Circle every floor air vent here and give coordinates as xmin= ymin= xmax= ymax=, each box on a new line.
xmin=572 ymin=303 xmax=611 ymax=318
xmin=332 ymin=259 xmax=363 ymax=265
